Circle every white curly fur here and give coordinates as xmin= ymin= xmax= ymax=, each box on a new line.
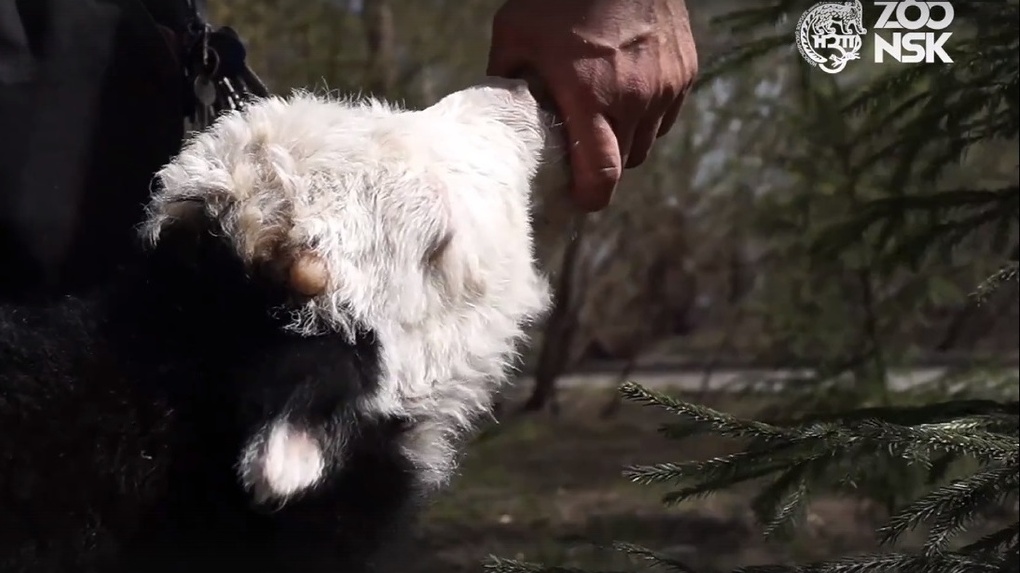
xmin=142 ymin=78 xmax=574 ymax=498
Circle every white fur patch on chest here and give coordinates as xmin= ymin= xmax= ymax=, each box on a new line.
xmin=242 ymin=422 xmax=326 ymax=504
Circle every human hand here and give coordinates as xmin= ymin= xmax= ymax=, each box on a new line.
xmin=487 ymin=0 xmax=698 ymax=212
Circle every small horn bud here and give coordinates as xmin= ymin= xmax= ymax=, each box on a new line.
xmin=288 ymin=253 xmax=329 ymax=297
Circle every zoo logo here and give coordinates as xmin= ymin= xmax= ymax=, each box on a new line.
xmin=795 ymin=0 xmax=868 ymax=74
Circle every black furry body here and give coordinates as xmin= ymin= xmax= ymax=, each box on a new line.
xmin=0 ymin=238 xmax=418 ymax=572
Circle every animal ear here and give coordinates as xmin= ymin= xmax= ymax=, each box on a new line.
xmin=139 ymin=195 xmax=214 ymax=249
xmin=427 ymin=78 xmax=549 ymax=150
xmin=142 ymin=147 xmax=235 ymax=248
xmin=429 ymin=77 xmax=531 ymax=108
xmin=423 ymin=201 xmax=485 ymax=301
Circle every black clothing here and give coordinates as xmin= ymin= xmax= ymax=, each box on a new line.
xmin=0 ymin=0 xmax=195 ymax=298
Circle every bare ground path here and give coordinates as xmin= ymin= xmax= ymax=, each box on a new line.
xmin=527 ymin=363 xmax=1020 ymax=391
xmin=397 ymin=379 xmax=1017 ymax=573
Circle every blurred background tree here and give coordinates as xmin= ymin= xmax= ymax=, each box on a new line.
xmin=200 ymin=2 xmax=1018 ymax=570
xmin=207 ymin=0 xmax=1017 ymax=413
xmin=487 ymin=0 xmax=1018 ymax=571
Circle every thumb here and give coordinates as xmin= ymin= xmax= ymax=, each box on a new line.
xmin=564 ymin=111 xmax=622 ymax=212
xmin=486 ymin=21 xmax=524 ymax=77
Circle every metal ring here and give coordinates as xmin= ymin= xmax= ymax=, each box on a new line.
xmin=202 ymin=47 xmax=221 ymax=78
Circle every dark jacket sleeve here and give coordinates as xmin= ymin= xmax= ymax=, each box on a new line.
xmin=0 ymin=0 xmax=190 ymax=298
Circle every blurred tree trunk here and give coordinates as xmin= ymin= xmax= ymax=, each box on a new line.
xmin=362 ymin=0 xmax=396 ymax=95
xmin=597 ymin=355 xmax=639 ymax=418
xmin=419 ymin=66 xmax=437 ymax=105
xmin=520 ymin=221 xmax=588 ymax=414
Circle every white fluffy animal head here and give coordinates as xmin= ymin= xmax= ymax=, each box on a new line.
xmin=143 ymin=78 xmax=574 ymax=495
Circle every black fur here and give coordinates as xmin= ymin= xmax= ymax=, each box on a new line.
xmin=0 ymin=223 xmax=418 ymax=572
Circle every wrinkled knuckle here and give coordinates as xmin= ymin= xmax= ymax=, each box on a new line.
xmin=619 ymin=75 xmax=656 ymax=107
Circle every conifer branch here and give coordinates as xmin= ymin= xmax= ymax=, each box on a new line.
xmin=493 ymin=2 xmax=1019 ymax=571
xmin=610 ymin=542 xmax=699 ymax=572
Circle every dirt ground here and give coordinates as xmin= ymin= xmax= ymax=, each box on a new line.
xmin=395 ymin=387 xmax=895 ymax=573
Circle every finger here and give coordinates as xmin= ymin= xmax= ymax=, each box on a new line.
xmin=656 ymin=95 xmax=686 ymax=138
xmin=544 ymin=61 xmax=621 ymax=211
xmin=486 ymin=17 xmax=524 ymax=77
xmin=564 ymin=111 xmax=622 ymax=212
xmin=486 ymin=46 xmax=524 ymax=78
xmin=612 ymin=116 xmax=637 ymax=171
xmin=625 ymin=116 xmax=663 ymax=169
